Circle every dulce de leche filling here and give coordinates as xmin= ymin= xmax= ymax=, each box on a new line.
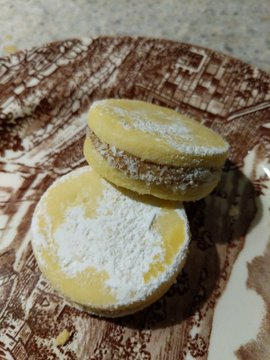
xmin=87 ymin=129 xmax=221 ymax=192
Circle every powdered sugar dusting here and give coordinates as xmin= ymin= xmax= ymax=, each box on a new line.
xmin=32 ymin=167 xmax=190 ymax=305
xmin=54 ymin=186 xmax=163 ymax=295
xmin=92 ymin=100 xmax=228 ymax=156
xmin=113 ymin=107 xmax=191 ymax=136
xmin=97 ymin=101 xmax=192 ymax=140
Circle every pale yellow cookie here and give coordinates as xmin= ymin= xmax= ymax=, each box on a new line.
xmin=31 ymin=166 xmax=190 ymax=317
xmin=84 ymin=99 xmax=229 ymax=201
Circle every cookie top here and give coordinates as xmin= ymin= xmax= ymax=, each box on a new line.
xmin=31 ymin=166 xmax=190 ymax=315
xmin=87 ymin=99 xmax=229 ymax=167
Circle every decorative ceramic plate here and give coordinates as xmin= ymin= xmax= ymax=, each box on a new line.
xmin=0 ymin=37 xmax=269 ymax=360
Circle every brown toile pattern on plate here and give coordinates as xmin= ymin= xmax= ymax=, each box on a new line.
xmin=235 ymin=240 xmax=270 ymax=360
xmin=0 ymin=36 xmax=270 ymax=360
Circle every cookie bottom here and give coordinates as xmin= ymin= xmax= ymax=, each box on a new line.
xmin=84 ymin=137 xmax=220 ymax=201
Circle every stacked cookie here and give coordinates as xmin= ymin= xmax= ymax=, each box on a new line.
xmin=31 ymin=99 xmax=228 ymax=317
xmin=84 ymin=99 xmax=228 ymax=201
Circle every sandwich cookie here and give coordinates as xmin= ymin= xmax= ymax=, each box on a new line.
xmin=31 ymin=166 xmax=190 ymax=317
xmin=84 ymin=99 xmax=229 ymax=201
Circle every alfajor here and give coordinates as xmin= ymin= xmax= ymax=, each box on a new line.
xmin=31 ymin=166 xmax=190 ymax=317
xmin=84 ymin=99 xmax=229 ymax=201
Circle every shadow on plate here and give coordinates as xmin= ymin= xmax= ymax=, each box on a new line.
xmin=108 ymin=160 xmax=261 ymax=330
